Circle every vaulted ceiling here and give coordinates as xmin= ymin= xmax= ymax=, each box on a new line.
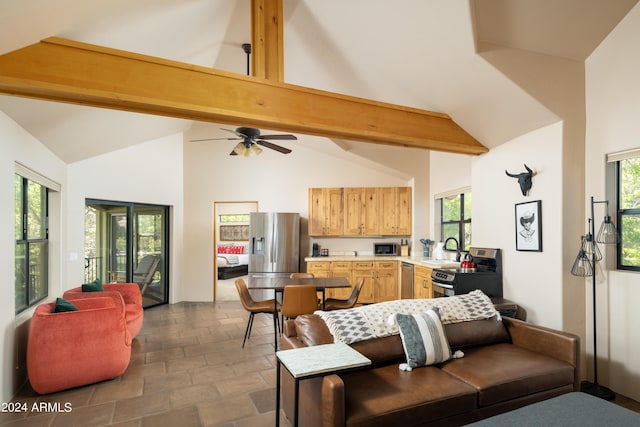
xmin=0 ymin=0 xmax=636 ymax=163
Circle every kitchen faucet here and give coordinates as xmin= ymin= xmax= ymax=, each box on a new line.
xmin=444 ymin=237 xmax=461 ymax=261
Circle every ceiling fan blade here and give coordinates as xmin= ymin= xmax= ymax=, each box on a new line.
xmin=222 ymin=127 xmax=246 ymax=138
xmin=190 ymin=137 xmax=241 ymax=142
xmin=229 ymin=150 xmax=238 ymax=155
xmin=258 ymin=134 xmax=298 ymax=140
xmin=256 ymin=140 xmax=292 ymax=154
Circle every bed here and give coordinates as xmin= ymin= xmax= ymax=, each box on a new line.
xmin=217 ymin=244 xmax=249 ymax=280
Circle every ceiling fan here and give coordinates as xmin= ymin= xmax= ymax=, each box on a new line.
xmin=191 ymin=127 xmax=297 ymax=156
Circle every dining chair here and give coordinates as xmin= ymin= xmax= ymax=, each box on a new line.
xmin=280 ymin=285 xmax=319 ymax=321
xmin=235 ymin=278 xmax=280 ymax=348
xmin=323 ymin=278 xmax=365 ymax=311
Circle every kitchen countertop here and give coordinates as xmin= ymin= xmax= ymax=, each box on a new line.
xmin=304 ymin=255 xmax=459 ymax=269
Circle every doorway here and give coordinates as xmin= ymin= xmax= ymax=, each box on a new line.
xmin=84 ymin=199 xmax=170 ymax=308
xmin=213 ymin=201 xmax=258 ymax=301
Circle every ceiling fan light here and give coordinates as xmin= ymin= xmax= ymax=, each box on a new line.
xmin=250 ymin=144 xmax=262 ymax=156
xmin=233 ymin=142 xmax=246 ymax=156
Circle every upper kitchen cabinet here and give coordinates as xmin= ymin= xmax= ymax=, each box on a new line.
xmin=379 ymin=187 xmax=412 ymax=235
xmin=309 ymin=187 xmax=411 ymax=237
xmin=344 ymin=187 xmax=379 ymax=236
xmin=309 ymin=187 xmax=344 ymax=236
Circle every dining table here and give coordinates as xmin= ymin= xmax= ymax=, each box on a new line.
xmin=246 ymin=275 xmax=351 ymax=350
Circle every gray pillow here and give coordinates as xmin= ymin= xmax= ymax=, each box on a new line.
xmin=396 ymin=307 xmax=452 ymax=369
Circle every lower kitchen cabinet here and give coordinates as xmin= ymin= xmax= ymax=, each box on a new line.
xmin=374 ymin=261 xmax=399 ymax=302
xmin=352 ymin=262 xmax=375 ymax=304
xmin=328 ymin=261 xmax=353 ymax=299
xmin=306 ymin=260 xmax=399 ymax=304
xmin=413 ymin=265 xmax=432 ymax=299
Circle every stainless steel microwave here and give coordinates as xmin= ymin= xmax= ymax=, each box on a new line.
xmin=374 ymin=243 xmax=399 ymax=256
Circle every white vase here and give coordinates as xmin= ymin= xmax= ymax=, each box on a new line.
xmin=434 ymin=242 xmax=445 ymax=260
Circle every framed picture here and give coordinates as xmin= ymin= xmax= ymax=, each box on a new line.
xmin=515 ymin=200 xmax=542 ymax=252
xmin=219 ymin=225 xmax=250 ymax=241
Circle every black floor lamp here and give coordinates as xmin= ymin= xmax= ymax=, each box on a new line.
xmin=571 ymin=196 xmax=619 ymax=401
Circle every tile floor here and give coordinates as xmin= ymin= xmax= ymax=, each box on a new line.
xmin=2 ymin=276 xmax=639 ymax=426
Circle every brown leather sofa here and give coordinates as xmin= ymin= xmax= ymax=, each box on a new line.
xmin=280 ymin=313 xmax=580 ymax=427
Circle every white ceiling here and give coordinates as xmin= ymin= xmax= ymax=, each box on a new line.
xmin=0 ymin=0 xmax=637 ymax=163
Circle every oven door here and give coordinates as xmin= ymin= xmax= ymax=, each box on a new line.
xmin=432 ymin=280 xmax=455 ymax=298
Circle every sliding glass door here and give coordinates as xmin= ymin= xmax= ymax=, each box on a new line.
xmin=85 ymin=199 xmax=169 ymax=308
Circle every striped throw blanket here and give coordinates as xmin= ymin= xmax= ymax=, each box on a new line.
xmin=314 ymin=290 xmax=500 ymax=344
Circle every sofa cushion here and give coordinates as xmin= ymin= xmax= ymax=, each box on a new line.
xmin=444 ymin=317 xmax=510 ymax=350
xmin=396 ymin=308 xmax=452 ymax=369
xmin=52 ymin=298 xmax=78 ymax=313
xmin=341 ymin=364 xmax=477 ymax=427
xmin=441 ymin=343 xmax=576 ymax=407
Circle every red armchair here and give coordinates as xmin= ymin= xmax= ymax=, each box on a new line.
xmin=64 ymin=283 xmax=143 ymax=337
xmin=27 ymin=297 xmax=132 ymax=394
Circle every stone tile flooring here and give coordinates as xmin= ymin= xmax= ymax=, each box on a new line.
xmin=2 ymin=277 xmax=639 ymax=426
xmin=2 ymin=281 xmax=290 ymax=427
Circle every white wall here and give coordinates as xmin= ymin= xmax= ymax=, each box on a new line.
xmin=0 ymin=111 xmax=67 ymax=402
xmin=586 ymin=3 xmax=640 ymax=401
xmin=472 ymin=124 xmax=564 ymax=327
xmin=66 ymin=133 xmax=185 ymax=302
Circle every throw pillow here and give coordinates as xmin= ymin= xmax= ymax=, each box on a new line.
xmin=396 ymin=307 xmax=452 ymax=369
xmin=229 ymin=245 xmax=244 ymax=254
xmin=82 ymin=278 xmax=104 ymax=292
xmin=52 ymin=297 xmax=79 ymax=313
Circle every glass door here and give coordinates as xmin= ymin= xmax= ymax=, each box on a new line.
xmin=133 ymin=206 xmax=167 ymax=305
xmin=85 ymin=199 xmax=169 ymax=308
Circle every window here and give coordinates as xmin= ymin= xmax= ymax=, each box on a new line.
xmin=15 ymin=174 xmax=49 ymax=313
xmin=617 ymin=157 xmax=640 ymax=270
xmin=219 ymin=214 xmax=250 ymax=223
xmin=439 ymin=191 xmax=471 ymax=251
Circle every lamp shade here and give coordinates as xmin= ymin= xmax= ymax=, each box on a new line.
xmin=571 ymin=245 xmax=593 ymax=277
xmin=582 ymin=233 xmax=603 ymax=261
xmin=596 ymin=215 xmax=619 ymax=244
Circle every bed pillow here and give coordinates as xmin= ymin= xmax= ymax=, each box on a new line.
xmin=396 ymin=307 xmax=452 ymax=369
xmin=218 ymin=245 xmax=245 ymax=254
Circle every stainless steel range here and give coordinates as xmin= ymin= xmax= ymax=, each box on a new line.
xmin=431 ymin=247 xmax=502 ymax=298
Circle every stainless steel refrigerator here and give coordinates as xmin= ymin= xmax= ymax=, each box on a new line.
xmin=248 ymin=212 xmax=300 ymax=280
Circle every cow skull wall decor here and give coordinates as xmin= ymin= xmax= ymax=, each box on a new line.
xmin=505 ymin=164 xmax=535 ymax=196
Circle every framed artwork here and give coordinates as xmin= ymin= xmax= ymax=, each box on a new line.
xmin=515 ymin=200 xmax=542 ymax=252
xmin=219 ymin=225 xmax=250 ymax=241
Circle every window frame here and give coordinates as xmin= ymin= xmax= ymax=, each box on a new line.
xmin=438 ymin=191 xmax=472 ymax=251
xmin=15 ymin=174 xmax=49 ymax=314
xmin=616 ymin=159 xmax=640 ymax=272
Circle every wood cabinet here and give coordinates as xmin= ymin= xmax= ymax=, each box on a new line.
xmin=309 ymin=188 xmax=344 ymax=236
xmin=413 ymin=265 xmax=432 ymax=299
xmin=306 ymin=260 xmax=398 ymax=303
xmin=327 ymin=262 xmax=353 ymax=299
xmin=373 ymin=261 xmax=399 ymax=302
xmin=379 ymin=187 xmax=412 ymax=235
xmin=343 ymin=187 xmax=379 ymax=235
xmin=352 ymin=261 xmax=375 ymax=303
xmin=307 ymin=261 xmax=330 ymax=278
xmin=310 ymin=186 xmax=410 ymax=236
xmin=307 ymin=261 xmax=353 ymax=299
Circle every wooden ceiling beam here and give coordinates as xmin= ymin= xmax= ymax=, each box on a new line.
xmin=251 ymin=0 xmax=284 ymax=81
xmin=0 ymin=37 xmax=488 ymax=155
